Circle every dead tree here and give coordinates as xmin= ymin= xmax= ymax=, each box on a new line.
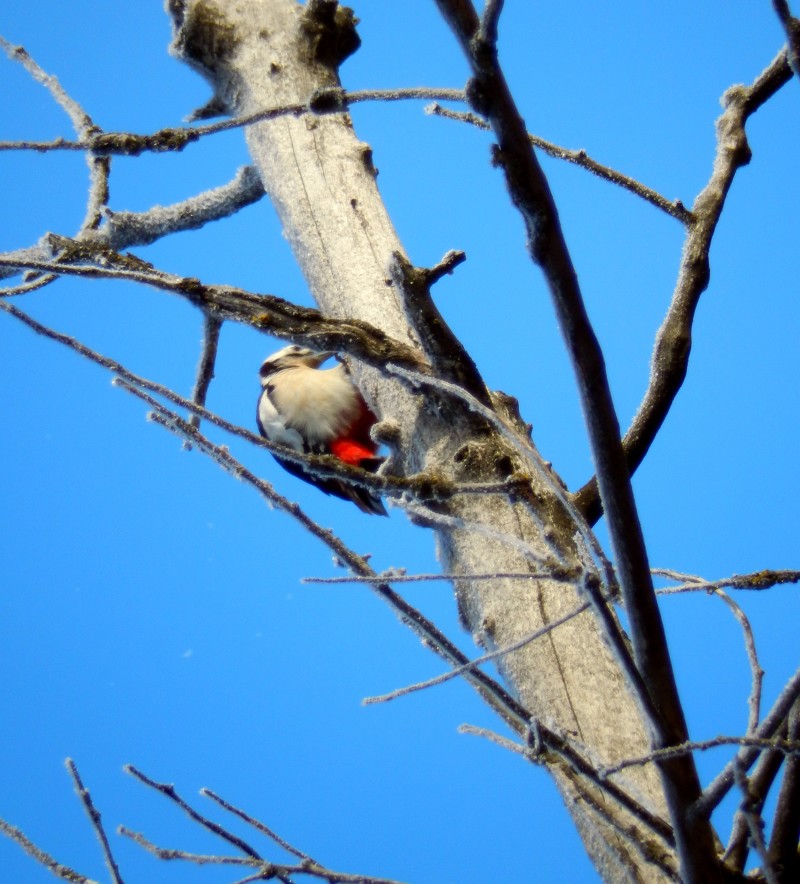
xmin=0 ymin=1 xmax=798 ymax=882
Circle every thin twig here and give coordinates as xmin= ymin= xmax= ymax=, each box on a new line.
xmin=81 ymin=155 xmax=111 ymax=233
xmin=653 ymin=567 xmax=800 ymax=594
xmin=0 ymin=37 xmax=112 ymax=247
xmin=124 ymin=765 xmax=262 ymax=859
xmin=458 ymin=722 xmax=532 ymax=757
xmin=0 ymin=818 xmax=97 ymax=883
xmin=0 ymin=36 xmax=97 ymax=134
xmin=425 ymin=248 xmax=466 ymax=285
xmin=600 ymin=734 xmax=800 ymax=779
xmin=715 ymin=591 xmax=762 ymax=736
xmin=66 ymin=759 xmax=125 ymax=884
xmin=656 ymin=579 xmax=763 ymax=734
xmin=404 ymin=500 xmax=557 ymax=566
xmin=201 ymin=789 xmax=314 ymax=863
xmin=363 ymin=599 xmax=591 ymax=706
xmin=302 ymin=569 xmax=579 ymax=585
xmin=119 ymin=825 xmax=405 ymax=883
xmin=117 ymin=827 xmax=254 ymax=865
xmin=0 ymin=34 xmax=111 ymax=285
xmin=428 ymin=104 xmax=692 ymax=223
xmin=0 ymin=272 xmax=58 ymax=297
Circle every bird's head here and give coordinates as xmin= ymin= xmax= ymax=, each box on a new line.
xmin=259 ymin=345 xmax=334 ymax=384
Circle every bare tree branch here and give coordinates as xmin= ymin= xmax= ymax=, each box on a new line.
xmin=0 ymin=818 xmax=98 ymax=884
xmin=0 ymin=240 xmax=428 ymax=373
xmin=0 ymin=34 xmax=110 ymax=284
xmin=0 ymin=166 xmax=265 ymax=291
xmin=90 ymin=165 xmax=266 ymax=250
xmin=656 ymin=575 xmax=764 ymax=734
xmin=0 ymin=35 xmax=97 ymax=135
xmin=724 ymin=720 xmax=789 ymax=873
xmin=303 ymin=569 xmax=580 ymax=585
xmin=66 ymin=759 xmax=125 ymax=884
xmin=117 ymin=827 xmax=252 ymax=865
xmin=574 ymin=49 xmax=794 ymax=525
xmin=427 ymin=103 xmax=693 ymax=223
xmin=697 ymin=665 xmax=800 ymax=817
xmin=0 ymin=85 xmax=465 ymax=155
xmin=600 ymin=734 xmax=800 ymax=778
xmin=363 ymin=597 xmax=592 ymax=706
xmin=81 ymin=155 xmax=111 ymax=234
xmin=119 ymin=823 xmax=405 ymax=884
xmin=388 ymin=250 xmax=490 ymax=406
xmin=2 ymin=34 xmax=108 ymax=228
xmin=653 ymin=567 xmax=800 ymax=593
xmin=125 ymin=765 xmax=262 ymax=858
xmin=478 ymin=0 xmax=504 ymax=47
xmin=200 ymin=788 xmax=314 ymax=863
xmin=767 ymin=698 xmax=800 ymax=881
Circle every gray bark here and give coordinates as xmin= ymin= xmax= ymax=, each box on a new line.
xmin=167 ymin=1 xmax=679 ymax=879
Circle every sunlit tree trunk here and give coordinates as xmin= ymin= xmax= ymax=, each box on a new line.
xmin=166 ymin=1 xmax=683 ymax=879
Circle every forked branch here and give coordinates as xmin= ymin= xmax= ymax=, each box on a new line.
xmin=574 ymin=49 xmax=794 ymax=524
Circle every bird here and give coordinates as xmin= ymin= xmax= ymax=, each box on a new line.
xmin=256 ymin=344 xmax=388 ymax=516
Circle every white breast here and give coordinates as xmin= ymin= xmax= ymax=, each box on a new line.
xmin=262 ymin=364 xmax=360 ymax=448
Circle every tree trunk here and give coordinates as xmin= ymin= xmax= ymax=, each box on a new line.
xmin=168 ymin=1 xmax=678 ymax=878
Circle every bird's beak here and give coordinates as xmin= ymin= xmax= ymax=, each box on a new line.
xmin=307 ymin=350 xmax=335 ymax=367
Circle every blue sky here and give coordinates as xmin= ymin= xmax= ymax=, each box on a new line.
xmin=0 ymin=2 xmax=798 ymax=882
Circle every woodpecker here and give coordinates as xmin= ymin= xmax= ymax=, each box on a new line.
xmin=256 ymin=345 xmax=387 ymax=516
